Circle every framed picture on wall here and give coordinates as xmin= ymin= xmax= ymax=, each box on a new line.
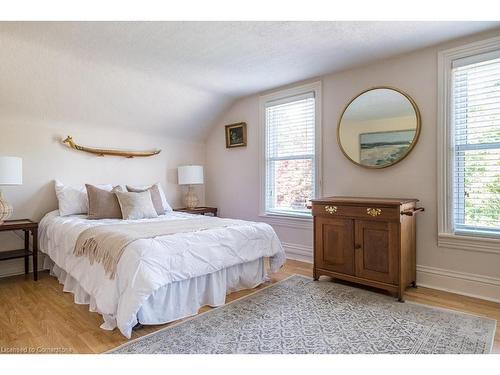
xmin=225 ymin=122 xmax=247 ymax=148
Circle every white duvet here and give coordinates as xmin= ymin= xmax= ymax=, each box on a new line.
xmin=39 ymin=211 xmax=285 ymax=338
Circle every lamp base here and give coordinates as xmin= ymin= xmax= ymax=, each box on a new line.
xmin=184 ymin=185 xmax=199 ymax=209
xmin=0 ymin=190 xmax=13 ymax=225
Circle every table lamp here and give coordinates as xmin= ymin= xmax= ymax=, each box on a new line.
xmin=0 ymin=157 xmax=23 ymax=224
xmin=178 ymin=165 xmax=204 ymax=209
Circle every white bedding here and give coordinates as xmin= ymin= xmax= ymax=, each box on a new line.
xmin=39 ymin=211 xmax=285 ymax=338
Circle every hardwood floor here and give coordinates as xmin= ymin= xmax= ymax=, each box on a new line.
xmin=0 ymin=259 xmax=498 ymax=354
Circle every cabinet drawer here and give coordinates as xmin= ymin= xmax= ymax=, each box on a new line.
xmin=312 ymin=204 xmax=400 ymax=221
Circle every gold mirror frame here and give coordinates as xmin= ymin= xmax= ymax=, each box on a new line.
xmin=336 ymin=86 xmax=421 ymax=169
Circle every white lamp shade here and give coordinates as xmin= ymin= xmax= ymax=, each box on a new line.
xmin=0 ymin=157 xmax=22 ymax=185
xmin=178 ymin=165 xmax=204 ymax=185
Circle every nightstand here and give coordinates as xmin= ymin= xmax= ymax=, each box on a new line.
xmin=0 ymin=219 xmax=38 ymax=280
xmin=174 ymin=207 xmax=218 ymax=217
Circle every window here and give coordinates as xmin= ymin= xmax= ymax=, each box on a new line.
xmin=438 ymin=36 xmax=500 ymax=249
xmin=452 ymin=52 xmax=500 ymax=237
xmin=260 ymin=82 xmax=321 ymax=218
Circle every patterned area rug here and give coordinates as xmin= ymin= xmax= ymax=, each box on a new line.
xmin=110 ymin=275 xmax=496 ymax=354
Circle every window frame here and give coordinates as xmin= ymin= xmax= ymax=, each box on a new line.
xmin=437 ymin=35 xmax=500 ymax=254
xmin=259 ymin=81 xmax=322 ymax=220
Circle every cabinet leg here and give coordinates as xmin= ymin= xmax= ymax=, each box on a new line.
xmin=397 ymin=290 xmax=405 ymax=302
xmin=397 ymin=287 xmax=405 ymax=302
xmin=313 ymin=269 xmax=319 ymax=281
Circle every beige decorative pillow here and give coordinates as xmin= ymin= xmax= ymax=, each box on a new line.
xmin=115 ymin=190 xmax=159 ymax=220
xmin=126 ymin=183 xmax=165 ymax=215
xmin=86 ymin=185 xmax=123 ymax=220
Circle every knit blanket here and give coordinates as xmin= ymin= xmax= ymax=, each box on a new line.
xmin=74 ymin=217 xmax=240 ymax=278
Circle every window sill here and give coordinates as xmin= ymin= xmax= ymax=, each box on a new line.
xmin=258 ymin=213 xmax=313 ymax=230
xmin=438 ymin=232 xmax=500 ymax=255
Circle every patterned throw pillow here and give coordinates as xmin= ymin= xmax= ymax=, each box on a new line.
xmin=126 ymin=184 xmax=165 ymax=215
xmin=115 ymin=190 xmax=159 ymax=220
xmin=126 ymin=183 xmax=172 ymax=213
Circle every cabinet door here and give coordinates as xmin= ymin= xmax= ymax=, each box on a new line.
xmin=354 ymin=220 xmax=398 ymax=284
xmin=315 ymin=217 xmax=354 ymax=275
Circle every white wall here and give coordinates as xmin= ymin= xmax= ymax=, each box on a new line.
xmin=0 ymin=31 xmax=208 ymax=277
xmin=0 ymin=116 xmax=205 ymax=276
xmin=205 ymin=30 xmax=500 ymax=302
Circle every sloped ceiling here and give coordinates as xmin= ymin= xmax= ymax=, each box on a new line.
xmin=0 ymin=21 xmax=499 ymax=140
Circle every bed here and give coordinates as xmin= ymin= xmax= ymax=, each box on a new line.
xmin=38 ymin=210 xmax=285 ymax=338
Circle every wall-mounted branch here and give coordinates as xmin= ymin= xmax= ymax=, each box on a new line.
xmin=62 ymin=136 xmax=161 ymax=158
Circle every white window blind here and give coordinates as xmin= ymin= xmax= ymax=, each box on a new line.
xmin=265 ymin=92 xmax=316 ymax=216
xmin=452 ymin=52 xmax=500 ymax=237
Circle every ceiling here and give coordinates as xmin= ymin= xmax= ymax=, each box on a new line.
xmin=0 ymin=21 xmax=499 ymax=139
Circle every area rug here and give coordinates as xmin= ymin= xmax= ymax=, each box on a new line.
xmin=109 ymin=275 xmax=496 ymax=354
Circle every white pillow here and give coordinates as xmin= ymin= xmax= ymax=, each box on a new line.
xmin=55 ymin=181 xmax=113 ymax=216
xmin=126 ymin=183 xmax=173 ymax=213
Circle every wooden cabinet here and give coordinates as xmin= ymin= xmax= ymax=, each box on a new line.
xmin=354 ymin=220 xmax=399 ymax=285
xmin=312 ymin=197 xmax=424 ymax=301
xmin=314 ymin=217 xmax=355 ymax=275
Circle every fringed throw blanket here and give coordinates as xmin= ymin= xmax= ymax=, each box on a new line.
xmin=74 ymin=217 xmax=240 ymax=278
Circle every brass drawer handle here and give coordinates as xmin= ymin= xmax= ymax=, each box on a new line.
xmin=325 ymin=205 xmax=337 ymax=214
xmin=367 ymin=208 xmax=382 ymax=217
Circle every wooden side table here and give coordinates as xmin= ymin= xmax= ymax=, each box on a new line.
xmin=174 ymin=207 xmax=218 ymax=217
xmin=0 ymin=219 xmax=39 ymax=281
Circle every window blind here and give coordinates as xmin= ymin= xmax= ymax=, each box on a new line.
xmin=265 ymin=92 xmax=315 ymax=215
xmin=452 ymin=52 xmax=500 ymax=236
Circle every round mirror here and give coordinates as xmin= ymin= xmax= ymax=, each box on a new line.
xmin=337 ymin=87 xmax=421 ymax=168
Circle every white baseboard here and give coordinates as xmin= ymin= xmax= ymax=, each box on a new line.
xmin=282 ymin=242 xmax=313 ymax=263
xmin=0 ymin=256 xmax=47 ymax=279
xmin=281 ymin=242 xmax=500 ymax=303
xmin=2 ymin=244 xmax=498 ymax=305
xmin=416 ymin=265 xmax=500 ymax=304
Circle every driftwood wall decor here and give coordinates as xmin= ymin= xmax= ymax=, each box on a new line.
xmin=62 ymin=136 xmax=161 ymax=158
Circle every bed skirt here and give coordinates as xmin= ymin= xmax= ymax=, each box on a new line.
xmin=43 ymin=256 xmax=267 ymax=333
